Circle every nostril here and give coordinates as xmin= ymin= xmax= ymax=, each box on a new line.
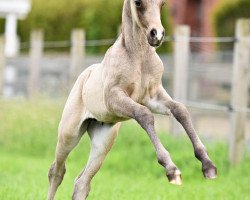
xmin=150 ymin=29 xmax=157 ymax=38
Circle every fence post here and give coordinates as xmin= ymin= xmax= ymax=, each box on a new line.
xmin=171 ymin=25 xmax=190 ymax=135
xmin=229 ymin=19 xmax=250 ymax=165
xmin=28 ymin=30 xmax=44 ymax=97
xmin=0 ymin=36 xmax=5 ymax=96
xmin=69 ymin=29 xmax=85 ymax=87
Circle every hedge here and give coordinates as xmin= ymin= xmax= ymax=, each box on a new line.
xmin=213 ymin=0 xmax=250 ymax=50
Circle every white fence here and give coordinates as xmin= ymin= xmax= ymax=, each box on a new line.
xmin=0 ymin=19 xmax=250 ymax=165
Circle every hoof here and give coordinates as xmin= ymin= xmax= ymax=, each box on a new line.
xmin=167 ymin=170 xmax=182 ymax=185
xmin=203 ymin=163 xmax=217 ymax=179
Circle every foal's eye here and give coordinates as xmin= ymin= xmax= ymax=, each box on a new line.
xmin=135 ymin=0 xmax=142 ymax=8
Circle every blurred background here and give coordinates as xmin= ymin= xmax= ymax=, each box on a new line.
xmin=0 ymin=0 xmax=250 ymax=199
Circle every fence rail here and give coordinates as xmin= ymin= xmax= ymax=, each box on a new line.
xmin=20 ymin=39 xmax=117 ymax=49
xmin=19 ymin=36 xmax=250 ymax=50
xmin=187 ymin=101 xmax=250 ymax=114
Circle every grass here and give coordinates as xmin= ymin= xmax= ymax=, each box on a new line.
xmin=0 ymin=99 xmax=250 ymax=200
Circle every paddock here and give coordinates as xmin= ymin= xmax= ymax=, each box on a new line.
xmin=0 ymin=18 xmax=249 ymax=199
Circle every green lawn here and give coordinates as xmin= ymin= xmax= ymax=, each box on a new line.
xmin=0 ymin=99 xmax=250 ymax=200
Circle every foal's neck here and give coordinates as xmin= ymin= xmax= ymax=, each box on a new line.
xmin=121 ymin=0 xmax=151 ymax=55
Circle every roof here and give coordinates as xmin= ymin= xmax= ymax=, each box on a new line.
xmin=0 ymin=0 xmax=31 ymax=18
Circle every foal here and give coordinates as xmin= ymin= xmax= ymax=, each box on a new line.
xmin=48 ymin=0 xmax=217 ymax=199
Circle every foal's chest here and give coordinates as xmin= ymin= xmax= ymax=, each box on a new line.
xmin=125 ymin=63 xmax=163 ymax=103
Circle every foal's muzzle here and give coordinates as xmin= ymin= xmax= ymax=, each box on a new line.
xmin=147 ymin=28 xmax=165 ymax=47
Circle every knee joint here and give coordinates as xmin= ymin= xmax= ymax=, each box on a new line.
xmin=171 ymin=102 xmax=189 ymax=122
xmin=48 ymin=162 xmax=66 ymax=181
xmin=134 ymin=107 xmax=154 ymax=127
xmin=58 ymin=128 xmax=79 ymax=146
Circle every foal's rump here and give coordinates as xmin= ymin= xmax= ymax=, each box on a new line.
xmin=58 ymin=65 xmax=98 ymax=136
xmin=62 ymin=64 xmax=98 ymax=117
xmin=81 ymin=63 xmax=112 ymax=121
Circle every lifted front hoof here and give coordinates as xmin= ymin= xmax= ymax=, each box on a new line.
xmin=167 ymin=170 xmax=182 ymax=185
xmin=203 ymin=163 xmax=217 ymax=179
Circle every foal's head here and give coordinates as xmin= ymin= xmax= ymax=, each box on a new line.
xmin=130 ymin=0 xmax=166 ymax=47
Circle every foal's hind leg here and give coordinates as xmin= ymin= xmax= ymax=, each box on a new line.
xmin=47 ymin=71 xmax=93 ymax=200
xmin=47 ymin=116 xmax=90 ymax=200
xmin=72 ymin=121 xmax=120 ymax=200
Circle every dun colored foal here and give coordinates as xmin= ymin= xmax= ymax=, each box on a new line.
xmin=48 ymin=0 xmax=217 ymax=199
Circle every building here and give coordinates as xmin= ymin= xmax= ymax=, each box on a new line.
xmin=0 ymin=0 xmax=31 ymax=57
xmin=169 ymin=0 xmax=220 ymax=51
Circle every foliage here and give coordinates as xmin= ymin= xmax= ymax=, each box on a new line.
xmin=0 ymin=99 xmax=250 ymax=199
xmin=213 ymin=0 xmax=250 ymax=50
xmin=0 ymin=19 xmax=4 ymax=34
xmin=16 ymin=0 xmax=172 ymax=53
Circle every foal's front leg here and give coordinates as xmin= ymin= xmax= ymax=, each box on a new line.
xmin=107 ymin=88 xmax=182 ymax=185
xmin=146 ymin=86 xmax=217 ymax=179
